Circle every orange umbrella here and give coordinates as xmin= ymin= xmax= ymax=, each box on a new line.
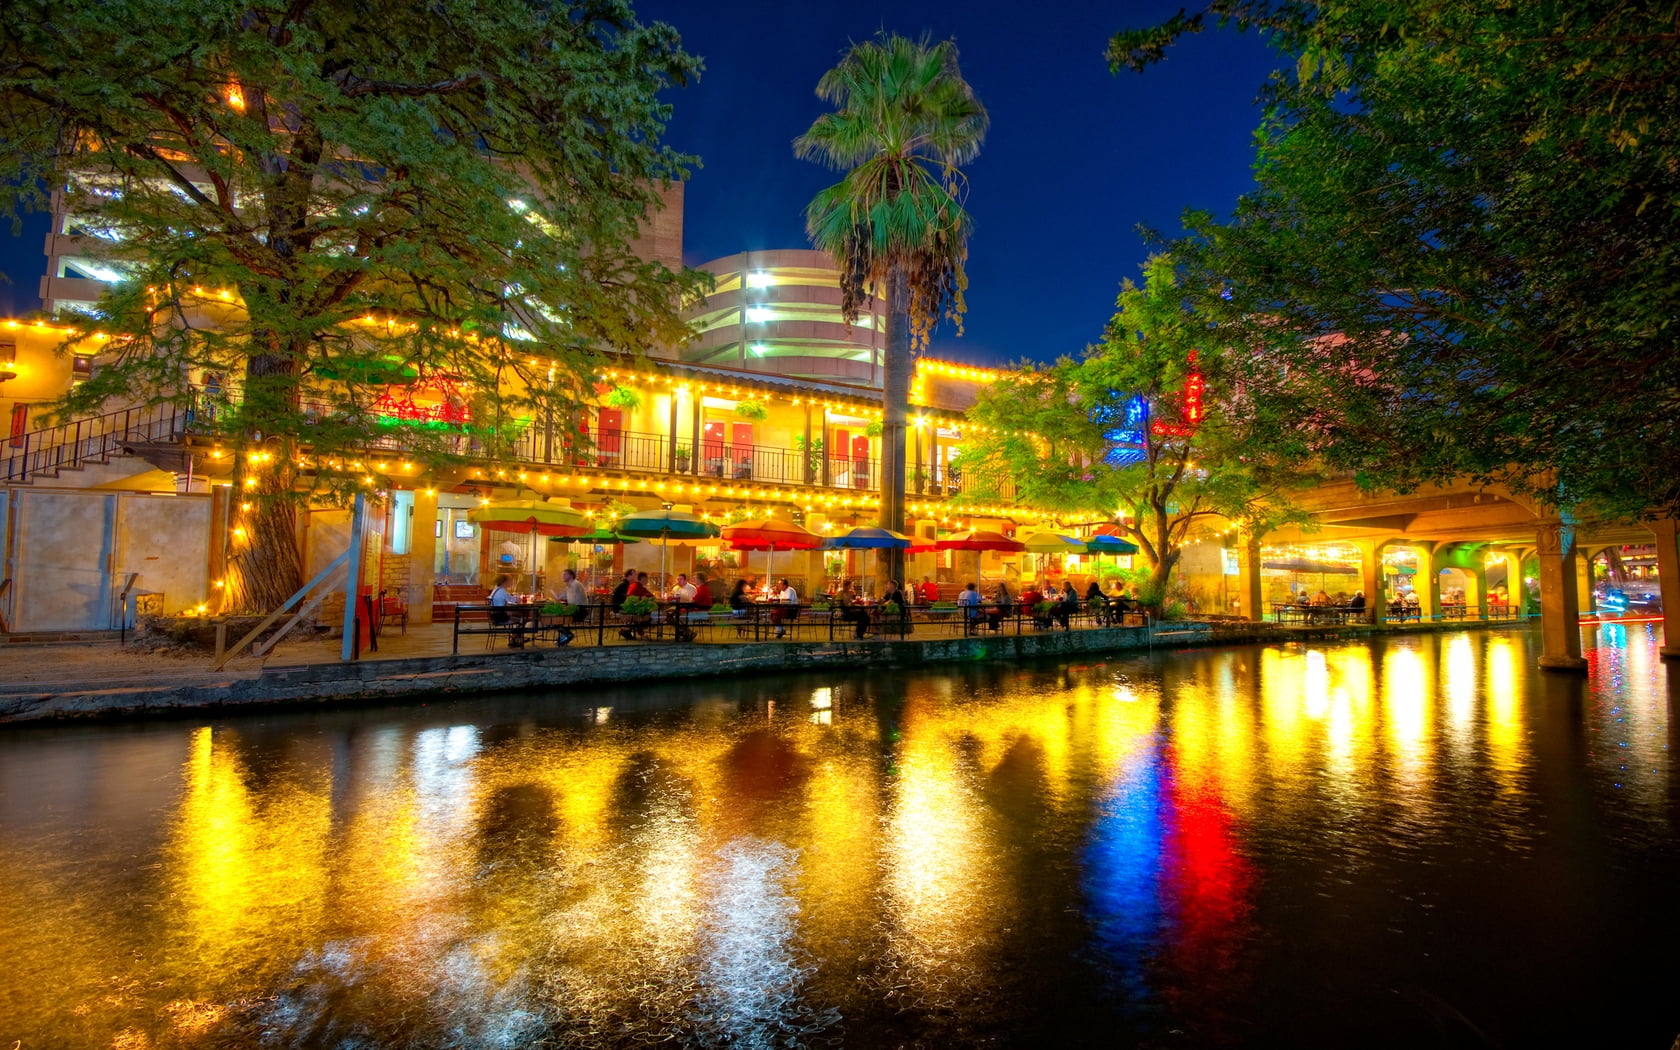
xmin=935 ymin=529 xmax=1026 ymax=552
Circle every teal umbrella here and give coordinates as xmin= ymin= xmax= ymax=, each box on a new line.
xmin=617 ymin=508 xmax=722 ymax=591
xmin=1085 ymin=534 xmax=1140 ymax=583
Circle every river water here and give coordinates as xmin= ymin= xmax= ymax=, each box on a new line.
xmin=2 ymin=624 xmax=1675 ymax=1049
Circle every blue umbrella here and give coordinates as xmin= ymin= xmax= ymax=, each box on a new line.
xmin=1084 ymin=535 xmax=1140 ymax=555
xmin=823 ymin=526 xmax=913 ymax=550
xmin=1085 ymin=534 xmax=1140 ymax=584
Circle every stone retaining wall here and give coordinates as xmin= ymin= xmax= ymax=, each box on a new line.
xmin=0 ymin=617 xmax=1532 ymax=724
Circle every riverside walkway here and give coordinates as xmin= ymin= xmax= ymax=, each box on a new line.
xmin=0 ymin=613 xmax=1534 ymax=724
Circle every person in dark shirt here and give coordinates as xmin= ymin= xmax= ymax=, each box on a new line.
xmin=609 ymin=569 xmax=634 ymax=611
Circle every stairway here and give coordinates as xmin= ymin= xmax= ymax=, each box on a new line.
xmin=2 ymin=403 xmax=191 ymax=486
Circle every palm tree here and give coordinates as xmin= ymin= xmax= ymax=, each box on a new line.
xmin=796 ymin=33 xmax=988 ymax=577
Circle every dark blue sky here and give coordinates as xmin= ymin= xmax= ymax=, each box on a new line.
xmin=0 ymin=2 xmax=1282 ymax=367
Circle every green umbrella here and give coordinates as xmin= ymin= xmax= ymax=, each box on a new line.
xmin=617 ymin=508 xmax=722 ymax=591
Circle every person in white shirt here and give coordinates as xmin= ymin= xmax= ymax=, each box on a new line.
xmin=671 ymin=573 xmax=697 ymax=603
xmin=547 ymin=568 xmax=589 ymax=645
xmin=771 ymin=577 xmax=798 ymax=637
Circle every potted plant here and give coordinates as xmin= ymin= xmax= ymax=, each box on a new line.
xmin=621 ymin=595 xmax=656 ymax=618
xmin=734 ymin=399 xmax=768 ymax=421
xmin=674 ymin=443 xmax=692 ymax=472
xmin=709 ymin=602 xmax=732 ymax=615
xmin=794 ymin=435 xmax=824 ymax=477
xmin=605 ymin=385 xmax=641 ymax=410
xmin=865 ymin=419 xmax=883 ymax=438
xmin=540 ymin=601 xmax=580 ymax=619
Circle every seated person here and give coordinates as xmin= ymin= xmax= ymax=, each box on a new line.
xmin=1085 ymin=581 xmax=1108 ymax=624
xmin=984 ymin=582 xmax=1013 ymax=631
xmin=728 ymin=578 xmax=753 ymax=613
xmin=769 ymin=578 xmax=798 ymax=637
xmin=488 ymin=574 xmax=525 ymax=648
xmin=957 ymin=581 xmax=982 ymax=631
xmin=837 ymin=580 xmax=870 ymax=639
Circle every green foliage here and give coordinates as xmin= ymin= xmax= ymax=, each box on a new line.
xmin=963 ymin=256 xmax=1313 ymax=590
xmin=930 ymin=599 xmax=958 ymax=611
xmin=709 ymin=602 xmax=731 ymax=614
xmin=881 ymin=601 xmax=900 ymax=615
xmin=605 ymin=386 xmax=643 ymax=411
xmin=541 ymin=602 xmax=580 ymax=618
xmin=620 ymin=595 xmax=656 ymax=618
xmin=1115 ymin=1 xmax=1680 ymax=519
xmin=794 ymin=33 xmax=988 ymax=347
xmin=733 ymin=399 xmax=768 ymax=420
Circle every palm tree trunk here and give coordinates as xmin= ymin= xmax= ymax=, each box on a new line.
xmin=878 ymin=269 xmax=911 ymax=586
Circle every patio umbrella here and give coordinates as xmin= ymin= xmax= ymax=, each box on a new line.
xmin=823 ymin=526 xmax=914 ymax=550
xmin=1020 ymin=530 xmax=1087 ymax=582
xmin=618 ymin=507 xmax=722 ymax=591
xmin=1020 ymin=531 xmax=1087 ymax=553
xmin=1084 ymin=533 xmax=1141 ymax=583
xmin=468 ymin=499 xmax=589 ymax=592
xmin=558 ymin=527 xmax=639 ymax=593
xmin=722 ymin=518 xmax=823 ymax=581
xmin=935 ymin=529 xmax=1026 ymax=552
xmin=1084 ymin=534 xmax=1140 ymax=555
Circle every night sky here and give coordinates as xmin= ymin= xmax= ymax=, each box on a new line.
xmin=0 ymin=1 xmax=1282 ymax=367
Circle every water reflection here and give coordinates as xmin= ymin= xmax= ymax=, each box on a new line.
xmin=1 ymin=626 xmax=1676 ymax=1048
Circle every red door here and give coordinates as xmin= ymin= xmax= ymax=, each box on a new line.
xmin=832 ymin=428 xmax=849 ymax=485
xmin=597 ymin=408 xmax=623 ymax=465
xmin=702 ymin=421 xmax=726 ymax=475
xmin=730 ymin=423 xmax=753 ymax=478
xmin=852 ymin=434 xmax=871 ymax=488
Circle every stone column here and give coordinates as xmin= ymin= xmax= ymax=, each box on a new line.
xmin=1535 ymin=519 xmax=1586 ymax=670
xmin=1649 ymin=517 xmax=1680 ymax=659
xmin=1236 ymin=533 xmax=1265 ymax=622
xmin=1357 ymin=539 xmax=1385 ymax=624
xmin=1470 ymin=564 xmax=1489 ymax=621
xmin=1575 ymin=549 xmax=1597 ymax=614
xmin=1414 ymin=543 xmax=1440 ymax=622
xmin=409 ymin=488 xmax=439 ymax=625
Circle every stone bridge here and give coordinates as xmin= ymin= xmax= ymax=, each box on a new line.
xmin=1235 ymin=477 xmax=1677 ymax=671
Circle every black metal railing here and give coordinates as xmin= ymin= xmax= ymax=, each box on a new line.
xmin=7 ymin=390 xmax=1021 ymax=503
xmin=2 ymin=402 xmax=189 ymax=484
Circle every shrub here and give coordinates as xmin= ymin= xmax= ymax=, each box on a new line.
xmin=709 ymin=602 xmax=732 ymax=614
xmin=540 ymin=602 xmax=579 ymax=617
xmin=621 ymin=595 xmax=656 ymax=617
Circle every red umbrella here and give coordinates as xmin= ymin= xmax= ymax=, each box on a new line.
xmin=935 ymin=529 xmax=1026 ymax=552
xmin=721 ymin=518 xmax=823 ymax=580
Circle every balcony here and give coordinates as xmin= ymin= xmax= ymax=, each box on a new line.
xmin=173 ymin=391 xmax=1020 ymax=504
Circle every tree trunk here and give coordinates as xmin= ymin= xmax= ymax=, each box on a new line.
xmin=225 ymin=441 xmax=305 ymax=614
xmin=224 ymin=340 xmax=306 ymax=613
xmin=877 ymin=269 xmax=911 ymax=587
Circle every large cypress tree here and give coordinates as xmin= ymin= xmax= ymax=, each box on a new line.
xmin=0 ymin=0 xmax=706 ymax=611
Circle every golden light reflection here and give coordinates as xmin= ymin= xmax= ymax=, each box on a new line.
xmin=1484 ymin=635 xmax=1527 ymax=792
xmin=1382 ymin=645 xmax=1431 ymax=790
xmin=5 ymin=629 xmax=1668 ymax=1046
xmin=166 ymin=727 xmax=332 ymax=982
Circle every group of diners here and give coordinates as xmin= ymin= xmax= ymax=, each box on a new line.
xmin=482 ymin=569 xmax=1150 ymax=647
xmin=955 ymin=578 xmax=1145 ymax=632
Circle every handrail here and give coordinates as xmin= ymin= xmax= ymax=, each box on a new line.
xmin=1 ymin=401 xmax=189 ymax=485
xmin=3 ymin=397 xmax=1020 ymax=500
